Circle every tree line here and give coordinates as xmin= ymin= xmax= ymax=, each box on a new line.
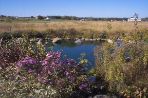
xmin=0 ymin=15 xmax=148 ymax=21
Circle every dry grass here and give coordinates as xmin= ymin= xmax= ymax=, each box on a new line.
xmin=0 ymin=21 xmax=148 ymax=34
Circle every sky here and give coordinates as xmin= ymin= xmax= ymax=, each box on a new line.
xmin=0 ymin=0 xmax=147 ymax=18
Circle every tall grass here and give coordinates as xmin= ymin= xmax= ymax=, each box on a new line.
xmin=0 ymin=21 xmax=148 ymax=38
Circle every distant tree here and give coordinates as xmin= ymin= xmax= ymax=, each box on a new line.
xmin=31 ymin=16 xmax=34 ymax=18
xmin=37 ymin=15 xmax=44 ymax=20
xmin=0 ymin=15 xmax=6 ymax=18
xmin=142 ymin=17 xmax=148 ymax=21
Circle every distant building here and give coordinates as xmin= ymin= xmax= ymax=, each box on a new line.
xmin=35 ymin=16 xmax=38 ymax=19
xmin=45 ymin=17 xmax=50 ymax=20
xmin=128 ymin=17 xmax=141 ymax=22
xmin=35 ymin=16 xmax=45 ymax=20
xmin=80 ymin=19 xmax=85 ymax=21
xmin=15 ymin=16 xmax=18 ymax=19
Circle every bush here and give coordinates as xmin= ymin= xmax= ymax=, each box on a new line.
xmin=0 ymin=38 xmax=93 ymax=98
xmin=12 ymin=32 xmax=23 ymax=38
xmin=0 ymin=32 xmax=12 ymax=40
xmin=0 ymin=42 xmax=24 ymax=69
xmin=95 ymin=41 xmax=148 ymax=97
xmin=99 ymin=32 xmax=108 ymax=39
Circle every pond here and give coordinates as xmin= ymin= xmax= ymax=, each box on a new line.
xmin=45 ymin=40 xmax=101 ymax=69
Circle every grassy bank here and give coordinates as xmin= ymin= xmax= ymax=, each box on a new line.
xmin=0 ymin=21 xmax=148 ymax=45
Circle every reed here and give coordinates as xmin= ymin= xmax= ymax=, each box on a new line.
xmin=0 ymin=21 xmax=148 ymax=40
xmin=0 ymin=21 xmax=148 ymax=33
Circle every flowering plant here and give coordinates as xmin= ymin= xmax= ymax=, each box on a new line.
xmin=16 ymin=51 xmax=91 ymax=97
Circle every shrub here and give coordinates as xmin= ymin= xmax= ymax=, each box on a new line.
xmin=15 ymin=51 xmax=91 ymax=97
xmin=99 ymin=31 xmax=108 ymax=39
xmin=95 ymin=41 xmax=148 ymax=97
xmin=1 ymin=32 xmax=12 ymax=40
xmin=0 ymin=38 xmax=92 ymax=97
xmin=12 ymin=32 xmax=23 ymax=38
xmin=0 ymin=42 xmax=24 ymax=69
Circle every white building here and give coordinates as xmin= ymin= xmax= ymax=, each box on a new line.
xmin=128 ymin=17 xmax=141 ymax=22
xmin=80 ymin=19 xmax=85 ymax=21
xmin=45 ymin=17 xmax=50 ymax=20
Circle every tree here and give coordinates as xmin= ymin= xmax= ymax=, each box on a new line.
xmin=37 ymin=15 xmax=44 ymax=20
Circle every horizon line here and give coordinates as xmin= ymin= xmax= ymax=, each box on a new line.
xmin=1 ymin=14 xmax=147 ymax=18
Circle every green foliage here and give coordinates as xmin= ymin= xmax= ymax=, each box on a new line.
xmin=0 ymin=65 xmax=58 ymax=98
xmin=0 ymin=37 xmax=92 ymax=98
xmin=12 ymin=32 xmax=23 ymax=38
xmin=99 ymin=32 xmax=108 ymax=39
xmin=95 ymin=40 xmax=148 ymax=96
xmin=0 ymin=32 xmax=12 ymax=40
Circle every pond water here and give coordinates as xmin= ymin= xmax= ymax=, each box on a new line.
xmin=45 ymin=40 xmax=101 ymax=69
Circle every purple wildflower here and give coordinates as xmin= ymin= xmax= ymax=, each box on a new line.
xmin=46 ymin=51 xmax=61 ymax=60
xmin=17 ymin=56 xmax=37 ymax=67
xmin=79 ymin=83 xmax=88 ymax=90
xmin=16 ymin=51 xmax=89 ymax=94
xmin=41 ymin=60 xmax=48 ymax=65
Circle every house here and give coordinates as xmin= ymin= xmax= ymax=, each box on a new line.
xmin=80 ymin=19 xmax=85 ymax=21
xmin=128 ymin=17 xmax=141 ymax=22
xmin=45 ymin=17 xmax=50 ymax=20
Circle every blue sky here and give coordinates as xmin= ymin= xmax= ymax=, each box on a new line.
xmin=0 ymin=0 xmax=147 ymax=18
